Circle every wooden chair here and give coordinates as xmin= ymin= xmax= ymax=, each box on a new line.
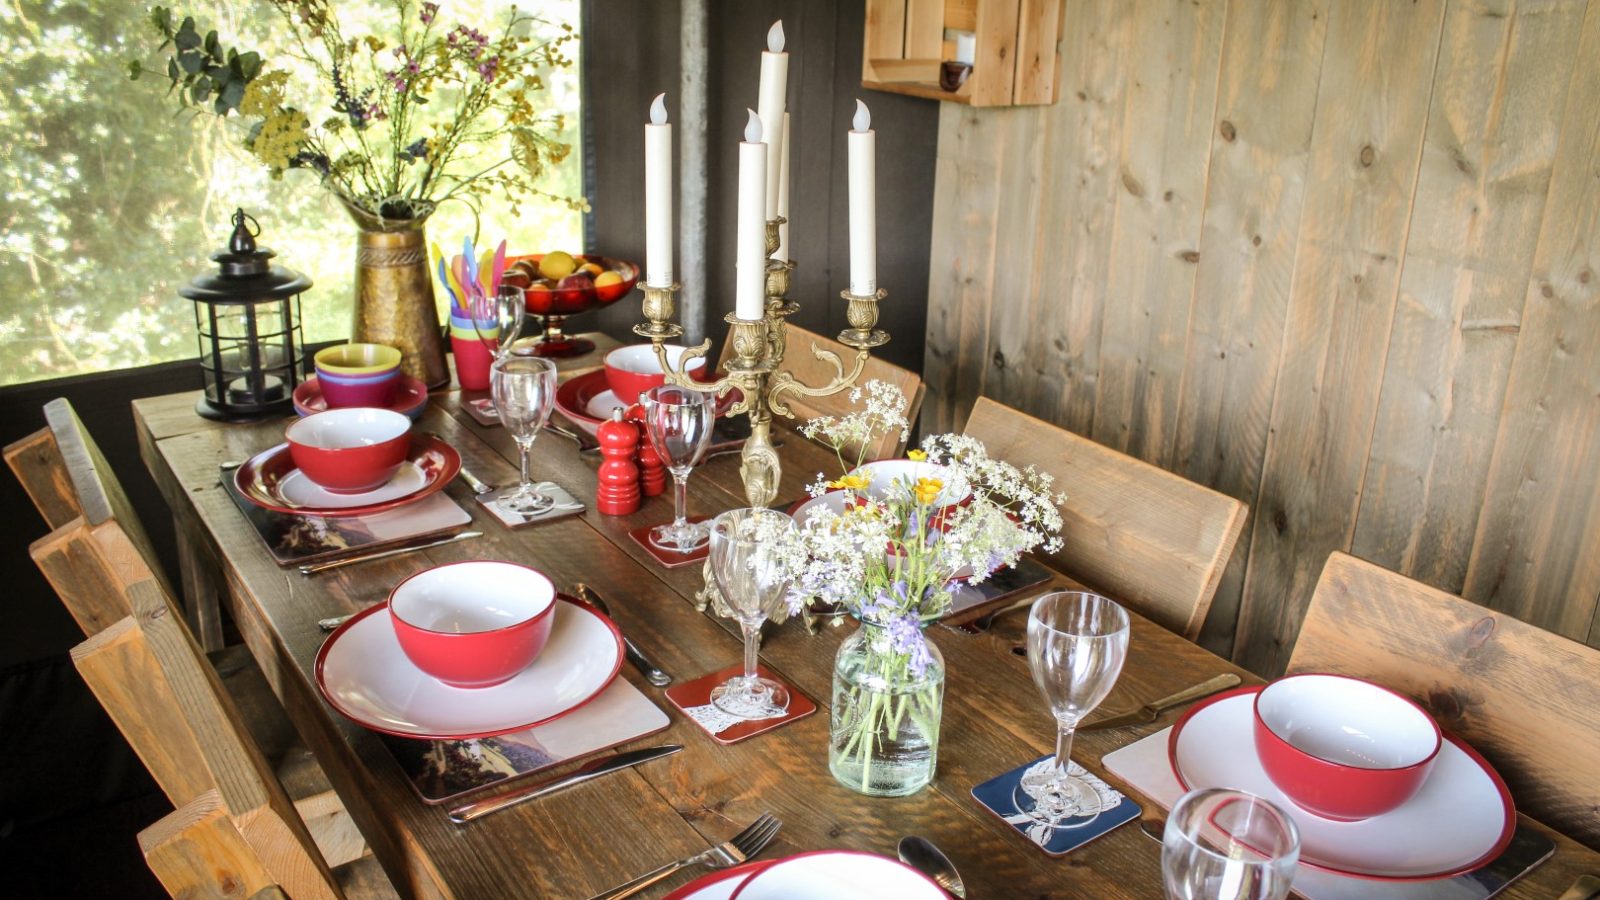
xmin=74 ymin=580 xmax=391 ymax=898
xmin=962 ymin=396 xmax=1248 ymax=641
xmin=7 ymin=398 xmax=381 ymax=893
xmin=1288 ymin=552 xmax=1600 ymax=849
xmin=716 ymin=323 xmax=925 ymax=461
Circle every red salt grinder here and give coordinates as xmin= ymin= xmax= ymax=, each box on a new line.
xmin=596 ymin=408 xmax=642 ymax=516
xmin=626 ymin=403 xmax=667 ymax=497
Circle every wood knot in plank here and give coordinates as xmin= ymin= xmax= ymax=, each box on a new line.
xmin=1121 ymin=170 xmax=1145 ymax=198
xmin=1426 ymin=689 xmax=1467 ymax=724
xmin=1580 ymin=269 xmax=1592 ymax=284
xmin=1359 ymin=144 xmax=1376 ymax=167
xmin=1467 ymin=615 xmax=1496 ymax=648
xmin=1541 ymin=282 xmax=1555 ymax=298
xmin=992 ymin=349 xmax=1007 ymax=370
xmin=1272 ymin=509 xmax=1289 ymax=534
xmin=1177 ymin=249 xmax=1200 ymax=263
xmin=1219 ymin=120 xmax=1236 ymax=142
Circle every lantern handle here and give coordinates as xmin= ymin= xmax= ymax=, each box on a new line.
xmin=229 ymin=208 xmax=261 ymax=254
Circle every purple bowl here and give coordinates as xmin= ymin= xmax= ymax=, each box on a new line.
xmin=315 ymin=368 xmax=399 ymax=407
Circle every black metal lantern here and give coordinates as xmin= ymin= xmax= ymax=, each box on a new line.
xmin=182 ymin=209 xmax=311 ymax=421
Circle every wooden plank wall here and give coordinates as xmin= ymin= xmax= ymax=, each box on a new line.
xmin=923 ymin=0 xmax=1600 ymax=674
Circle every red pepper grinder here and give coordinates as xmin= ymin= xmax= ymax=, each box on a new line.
xmin=626 ymin=403 xmax=667 ymax=497
xmin=596 ymin=408 xmax=642 ymax=516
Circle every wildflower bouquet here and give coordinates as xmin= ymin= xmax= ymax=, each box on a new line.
xmin=132 ymin=0 xmax=581 ymax=222
xmin=772 ymin=383 xmax=1065 ymax=794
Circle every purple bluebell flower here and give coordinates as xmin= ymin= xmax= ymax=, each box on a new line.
xmin=887 ymin=613 xmax=933 ymax=678
xmin=420 ymin=2 xmax=439 ymax=24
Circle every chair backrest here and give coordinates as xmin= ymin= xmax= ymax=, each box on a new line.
xmin=1288 ymin=552 xmax=1600 ymax=849
xmin=8 ymin=398 xmax=174 ymax=636
xmin=716 ymin=323 xmax=925 ymax=461
xmin=72 ymin=578 xmax=341 ymax=899
xmin=962 ymin=397 xmax=1247 ymax=640
xmin=139 ymin=789 xmax=279 ymax=899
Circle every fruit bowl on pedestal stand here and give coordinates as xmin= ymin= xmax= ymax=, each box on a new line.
xmin=502 ymin=252 xmax=640 ymax=358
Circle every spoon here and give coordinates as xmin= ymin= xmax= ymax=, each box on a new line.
xmin=897 ymin=836 xmax=966 ymax=898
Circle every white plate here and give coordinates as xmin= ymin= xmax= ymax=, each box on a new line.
xmin=279 ymin=461 xmax=429 ymax=509
xmin=662 ymin=861 xmax=775 ymax=900
xmin=1170 ymin=688 xmax=1515 ymax=880
xmin=729 ymin=851 xmax=945 ymax=900
xmin=846 ymin=460 xmax=970 ymax=506
xmin=585 ymin=388 xmax=629 ymax=422
xmin=315 ymin=598 xmax=623 ymax=739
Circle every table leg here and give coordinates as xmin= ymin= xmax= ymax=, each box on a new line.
xmin=174 ymin=513 xmax=226 ymax=652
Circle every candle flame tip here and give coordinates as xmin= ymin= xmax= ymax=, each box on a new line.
xmin=852 ymin=99 xmax=871 ymax=132
xmin=649 ymin=93 xmax=667 ymax=125
xmin=745 ymin=108 xmax=763 ymax=144
xmin=767 ymin=20 xmax=785 ymax=53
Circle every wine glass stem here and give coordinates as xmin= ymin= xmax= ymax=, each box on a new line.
xmin=1053 ymin=721 xmax=1078 ymax=778
xmin=672 ymin=471 xmax=689 ymax=527
xmin=518 ymin=439 xmax=534 ymax=491
xmin=741 ymin=620 xmax=760 ymax=682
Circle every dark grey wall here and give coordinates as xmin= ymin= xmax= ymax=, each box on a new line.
xmin=581 ymin=0 xmax=937 ymax=374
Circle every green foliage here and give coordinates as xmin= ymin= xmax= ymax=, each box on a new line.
xmin=0 ymin=0 xmax=582 ymax=387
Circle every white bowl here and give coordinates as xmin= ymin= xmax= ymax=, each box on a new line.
xmin=285 ymin=407 xmax=410 ymax=449
xmin=1255 ymin=674 xmax=1438 ymax=770
xmin=847 ymin=460 xmax=970 ymax=507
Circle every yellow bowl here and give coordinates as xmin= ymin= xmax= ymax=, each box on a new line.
xmin=315 ymin=343 xmax=402 ymax=376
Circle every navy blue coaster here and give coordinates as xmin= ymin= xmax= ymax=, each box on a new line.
xmin=971 ymin=756 xmax=1142 ymax=856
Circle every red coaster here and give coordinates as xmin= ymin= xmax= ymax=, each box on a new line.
xmin=628 ymin=516 xmax=712 ymax=568
xmin=665 ymin=663 xmax=816 ymax=745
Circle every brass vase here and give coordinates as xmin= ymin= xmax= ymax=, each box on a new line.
xmin=344 ymin=202 xmax=449 ymax=388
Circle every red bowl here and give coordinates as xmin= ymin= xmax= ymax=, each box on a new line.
xmin=389 ymin=561 xmax=557 ymax=689
xmin=285 ymin=408 xmax=412 ymax=494
xmin=503 ymin=253 xmax=640 ymax=316
xmin=1253 ymin=673 xmax=1442 ymax=821
xmin=604 ymin=343 xmax=709 ymax=405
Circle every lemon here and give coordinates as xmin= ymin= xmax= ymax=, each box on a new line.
xmin=539 ymin=250 xmax=577 ymax=280
xmin=594 ymin=270 xmax=623 ymax=288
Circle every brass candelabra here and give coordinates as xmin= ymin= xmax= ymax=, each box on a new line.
xmin=633 ymin=216 xmax=889 ymax=509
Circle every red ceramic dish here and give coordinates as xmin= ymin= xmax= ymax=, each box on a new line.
xmin=286 ymin=408 xmax=412 ymax=493
xmin=604 ymin=344 xmax=709 ymax=405
xmin=1253 ymin=673 xmax=1442 ymax=821
xmin=389 ymin=561 xmax=557 ymax=689
xmin=293 ymin=374 xmax=428 ymax=421
xmin=235 ymin=433 xmax=461 ymax=517
xmin=555 ymin=369 xmax=740 ymax=436
xmin=504 ymin=253 xmax=640 ymax=316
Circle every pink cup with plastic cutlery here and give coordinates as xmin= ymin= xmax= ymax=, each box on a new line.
xmin=1253 ymin=673 xmax=1442 ymax=821
xmin=389 ymin=561 xmax=557 ymax=688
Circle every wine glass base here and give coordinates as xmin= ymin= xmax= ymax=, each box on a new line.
xmin=710 ymin=676 xmax=790 ymax=721
xmin=1012 ymin=765 xmax=1103 ymax=829
xmin=501 ymin=486 xmax=555 ymax=515
xmin=649 ymin=521 xmax=709 ymax=554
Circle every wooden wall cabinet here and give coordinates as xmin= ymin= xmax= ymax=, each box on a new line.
xmin=861 ymin=0 xmax=1063 ymax=107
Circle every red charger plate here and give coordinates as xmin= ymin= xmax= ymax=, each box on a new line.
xmin=234 ymin=433 xmax=461 ymax=518
xmin=293 ymin=374 xmax=429 ymax=421
xmin=555 ymin=369 xmax=741 ymax=436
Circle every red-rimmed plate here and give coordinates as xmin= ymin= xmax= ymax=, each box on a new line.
xmin=234 ymin=433 xmax=461 ymax=518
xmin=314 ymin=595 xmax=623 ymax=740
xmin=728 ymin=851 xmax=944 ymax=899
xmin=1168 ymin=686 xmax=1515 ymax=881
xmin=662 ymin=860 xmax=777 ymax=900
xmin=555 ymin=369 xmax=740 ymax=437
xmin=293 ymin=374 xmax=429 ymax=421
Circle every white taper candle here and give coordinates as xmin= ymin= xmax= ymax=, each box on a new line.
xmin=757 ymin=20 xmax=788 ymax=222
xmin=848 ymin=99 xmax=876 ymax=296
xmin=644 ymin=93 xmax=673 ymax=287
xmin=777 ymin=111 xmax=791 ymax=261
xmin=736 ymin=110 xmax=768 ymax=320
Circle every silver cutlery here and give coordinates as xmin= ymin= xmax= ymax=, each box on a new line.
xmin=297 ymin=530 xmax=482 ymax=576
xmin=448 ymin=744 xmax=682 ymax=825
xmin=457 ymin=466 xmax=495 ymax=495
xmin=572 ymin=583 xmax=672 ymax=687
xmin=548 ymin=419 xmax=600 ymax=452
xmin=898 ymin=836 xmax=966 ymax=898
xmin=957 ymin=592 xmax=1043 ymax=634
xmin=1558 ymin=874 xmax=1600 ymax=900
xmin=589 ymin=812 xmax=781 ymax=900
xmin=1079 ymin=673 xmax=1242 ymax=732
xmin=318 ymin=612 xmax=357 ymax=632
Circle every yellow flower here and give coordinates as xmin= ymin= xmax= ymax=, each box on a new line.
xmin=906 ymin=449 xmax=927 ymax=462
xmin=239 ymin=70 xmax=290 ymax=117
xmin=912 ymin=477 xmax=944 ymax=506
xmin=827 ymin=473 xmax=872 ymax=492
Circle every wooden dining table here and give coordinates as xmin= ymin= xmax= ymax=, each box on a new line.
xmin=132 ymin=372 xmax=1600 ymax=899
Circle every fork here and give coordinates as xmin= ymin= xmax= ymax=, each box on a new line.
xmin=588 ymin=813 xmax=781 ymax=900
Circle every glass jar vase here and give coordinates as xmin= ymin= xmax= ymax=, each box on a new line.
xmin=828 ymin=621 xmax=945 ymax=796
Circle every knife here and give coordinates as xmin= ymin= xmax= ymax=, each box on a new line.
xmin=1079 ymin=673 xmax=1242 ymax=732
xmin=1558 ymin=875 xmax=1600 ymax=900
xmin=448 ymin=745 xmax=682 ymax=824
xmin=297 ymin=531 xmax=483 ymax=576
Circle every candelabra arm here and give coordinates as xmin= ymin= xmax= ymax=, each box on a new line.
xmin=647 ymin=338 xmax=744 ymax=399
xmin=766 ymin=342 xmax=871 ymax=419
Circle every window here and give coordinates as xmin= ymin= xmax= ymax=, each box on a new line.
xmin=0 ymin=0 xmax=582 ymax=386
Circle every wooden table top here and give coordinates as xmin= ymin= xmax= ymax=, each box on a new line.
xmin=132 ymin=384 xmax=1600 ymax=899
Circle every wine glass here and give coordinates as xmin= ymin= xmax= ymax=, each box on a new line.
xmin=470 ymin=284 xmax=527 ymax=360
xmin=708 ymin=507 xmax=796 ymax=719
xmin=639 ymin=385 xmax=715 ymax=553
xmin=489 ymin=355 xmax=558 ymax=514
xmin=1012 ymin=591 xmax=1130 ymax=825
xmin=1162 ymin=788 xmax=1300 ymax=900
